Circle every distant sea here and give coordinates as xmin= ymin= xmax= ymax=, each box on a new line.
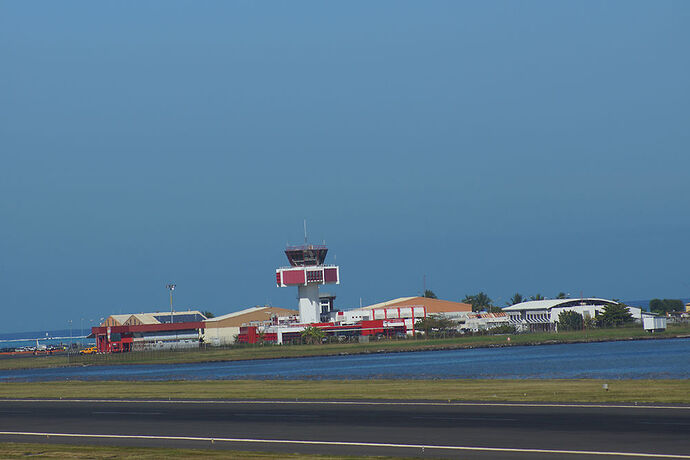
xmin=0 ymin=328 xmax=92 ymax=350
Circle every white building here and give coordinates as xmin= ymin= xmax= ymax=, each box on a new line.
xmin=202 ymin=306 xmax=298 ymax=346
xmin=502 ymin=298 xmax=651 ymax=331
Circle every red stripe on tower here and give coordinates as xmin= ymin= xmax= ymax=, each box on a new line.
xmin=324 ymin=267 xmax=338 ymax=283
xmin=282 ymin=269 xmax=306 ymax=285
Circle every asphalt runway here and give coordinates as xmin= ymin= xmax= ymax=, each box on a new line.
xmin=0 ymin=399 xmax=689 ymax=459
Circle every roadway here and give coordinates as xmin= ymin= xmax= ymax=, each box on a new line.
xmin=0 ymin=399 xmax=689 ymax=459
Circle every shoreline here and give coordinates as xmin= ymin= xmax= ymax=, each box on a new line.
xmin=1 ymin=326 xmax=689 ymax=371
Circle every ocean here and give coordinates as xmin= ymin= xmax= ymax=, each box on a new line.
xmin=0 ymin=328 xmax=92 ymax=351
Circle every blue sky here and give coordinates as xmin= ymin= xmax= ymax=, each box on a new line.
xmin=1 ymin=1 xmax=689 ymax=332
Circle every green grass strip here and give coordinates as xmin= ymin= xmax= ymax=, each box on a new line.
xmin=1 ymin=379 xmax=689 ymax=404
xmin=0 ymin=441 xmax=401 ymax=459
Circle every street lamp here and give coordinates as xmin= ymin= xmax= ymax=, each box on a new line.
xmin=68 ymin=320 xmax=73 ymax=357
xmin=167 ymin=283 xmax=176 ymax=323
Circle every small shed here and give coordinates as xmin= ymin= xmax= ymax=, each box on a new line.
xmin=643 ymin=316 xmax=667 ymax=332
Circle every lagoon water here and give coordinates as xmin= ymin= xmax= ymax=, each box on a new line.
xmin=2 ymin=338 xmax=689 ymax=382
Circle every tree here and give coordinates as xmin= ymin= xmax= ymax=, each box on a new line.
xmin=300 ymin=326 xmax=325 ymax=345
xmin=423 ymin=289 xmax=437 ymax=299
xmin=414 ymin=315 xmax=455 ymax=336
xmin=530 ymin=294 xmax=545 ymax=301
xmin=649 ymin=299 xmax=683 ymax=315
xmin=508 ymin=293 xmax=524 ymax=305
xmin=596 ymin=303 xmax=634 ymax=328
xmin=557 ymin=310 xmax=583 ymax=331
xmin=556 ymin=292 xmax=568 ymax=299
xmin=202 ymin=311 xmax=215 ymax=319
xmin=463 ymin=292 xmax=492 ymax=312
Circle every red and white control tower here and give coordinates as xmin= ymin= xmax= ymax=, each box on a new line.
xmin=276 ymin=244 xmax=340 ymax=323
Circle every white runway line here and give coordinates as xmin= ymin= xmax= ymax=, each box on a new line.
xmin=0 ymin=431 xmax=688 ymax=459
xmin=2 ymin=398 xmax=690 ymax=410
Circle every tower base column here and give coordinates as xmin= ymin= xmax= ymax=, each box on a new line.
xmin=298 ymin=284 xmax=320 ymax=324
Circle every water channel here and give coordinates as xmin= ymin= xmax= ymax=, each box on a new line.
xmin=2 ymin=338 xmax=688 ymax=382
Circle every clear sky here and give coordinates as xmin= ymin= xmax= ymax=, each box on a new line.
xmin=1 ymin=1 xmax=689 ymax=333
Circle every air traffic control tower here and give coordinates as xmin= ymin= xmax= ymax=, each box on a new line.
xmin=276 ymin=244 xmax=340 ymax=323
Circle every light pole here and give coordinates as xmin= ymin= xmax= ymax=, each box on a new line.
xmin=167 ymin=283 xmax=176 ymax=323
xmin=68 ymin=320 xmax=73 ymax=357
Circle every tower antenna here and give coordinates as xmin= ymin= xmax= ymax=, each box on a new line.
xmin=304 ymin=219 xmax=308 ymax=244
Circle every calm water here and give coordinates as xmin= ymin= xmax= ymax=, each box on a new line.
xmin=2 ymin=338 xmax=689 ymax=382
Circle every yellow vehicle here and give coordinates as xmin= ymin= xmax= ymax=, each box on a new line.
xmin=79 ymin=346 xmax=98 ymax=355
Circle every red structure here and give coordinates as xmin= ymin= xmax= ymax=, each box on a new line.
xmin=236 ymin=319 xmax=407 ymax=344
xmin=91 ymin=321 xmax=204 ymax=353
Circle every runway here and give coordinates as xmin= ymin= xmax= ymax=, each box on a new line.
xmin=0 ymin=399 xmax=688 ymax=459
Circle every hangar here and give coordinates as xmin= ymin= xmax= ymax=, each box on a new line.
xmin=93 ymin=310 xmax=207 ymax=352
xmin=503 ymin=298 xmax=650 ymax=331
xmin=203 ymin=306 xmax=298 ymax=346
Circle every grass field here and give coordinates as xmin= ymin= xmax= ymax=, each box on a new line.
xmin=2 ymin=324 xmax=689 ymax=370
xmin=0 ymin=442 xmax=399 ymax=459
xmin=1 ymin=379 xmax=689 ymax=403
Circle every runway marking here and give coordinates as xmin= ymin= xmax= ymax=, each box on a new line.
xmin=91 ymin=411 xmax=162 ymax=416
xmin=2 ymin=398 xmax=689 ymax=410
xmin=0 ymin=431 xmax=688 ymax=458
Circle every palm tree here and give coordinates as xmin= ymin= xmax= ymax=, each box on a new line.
xmin=423 ymin=289 xmax=437 ymax=299
xmin=300 ymin=326 xmax=325 ymax=345
xmin=530 ymin=293 xmax=545 ymax=301
xmin=463 ymin=292 xmax=492 ymax=312
xmin=508 ymin=293 xmax=524 ymax=305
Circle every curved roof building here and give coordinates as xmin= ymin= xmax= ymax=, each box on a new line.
xmin=503 ymin=297 xmax=645 ymax=326
xmin=503 ymin=298 xmax=618 ymax=312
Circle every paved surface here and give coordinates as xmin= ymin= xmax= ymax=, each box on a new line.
xmin=0 ymin=399 xmax=689 ymax=459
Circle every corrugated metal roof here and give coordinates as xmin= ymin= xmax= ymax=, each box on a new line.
xmin=101 ymin=310 xmax=206 ymax=327
xmin=102 ymin=314 xmax=131 ymax=326
xmin=360 ymin=297 xmax=472 ymax=313
xmin=503 ymin=298 xmax=617 ymax=312
xmin=359 ymin=297 xmax=417 ymax=310
xmin=126 ymin=313 xmax=160 ymax=325
xmin=205 ymin=306 xmax=298 ymax=323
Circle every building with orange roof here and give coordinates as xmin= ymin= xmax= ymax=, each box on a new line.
xmin=360 ymin=296 xmax=472 ymax=315
xmin=203 ymin=306 xmax=298 ymax=346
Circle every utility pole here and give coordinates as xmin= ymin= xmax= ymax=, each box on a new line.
xmin=167 ymin=283 xmax=176 ymax=323
xmin=68 ymin=320 xmax=73 ymax=357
